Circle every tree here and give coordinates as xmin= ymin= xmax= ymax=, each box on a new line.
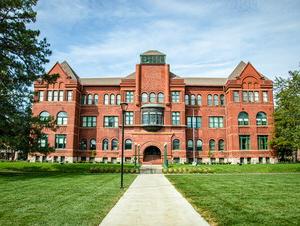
xmin=0 ymin=0 xmax=58 ymax=159
xmin=270 ymin=70 xmax=300 ymax=162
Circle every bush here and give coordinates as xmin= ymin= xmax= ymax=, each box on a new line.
xmin=168 ymin=168 xmax=174 ymax=174
xmin=162 ymin=168 xmax=168 ymax=174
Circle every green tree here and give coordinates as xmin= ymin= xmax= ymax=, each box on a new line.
xmin=0 ymin=0 xmax=58 ymax=159
xmin=271 ymin=70 xmax=300 ymax=162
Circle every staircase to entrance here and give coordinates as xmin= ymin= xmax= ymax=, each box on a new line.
xmin=140 ymin=164 xmax=162 ymax=174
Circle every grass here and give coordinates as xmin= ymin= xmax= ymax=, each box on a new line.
xmin=0 ymin=172 xmax=136 ymax=226
xmin=167 ymin=174 xmax=300 ymax=226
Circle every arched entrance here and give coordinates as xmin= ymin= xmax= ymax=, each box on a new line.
xmin=143 ymin=146 xmax=162 ymax=164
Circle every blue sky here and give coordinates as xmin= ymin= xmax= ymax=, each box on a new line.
xmin=33 ymin=0 xmax=300 ymax=79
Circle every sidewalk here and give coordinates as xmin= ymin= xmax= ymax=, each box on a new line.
xmin=99 ymin=174 xmax=209 ymax=226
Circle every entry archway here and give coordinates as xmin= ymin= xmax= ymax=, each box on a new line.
xmin=143 ymin=146 xmax=162 ymax=164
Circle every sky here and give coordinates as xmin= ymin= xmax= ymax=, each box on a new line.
xmin=33 ymin=0 xmax=300 ymax=79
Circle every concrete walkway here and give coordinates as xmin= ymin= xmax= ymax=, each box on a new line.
xmin=99 ymin=174 xmax=209 ymax=226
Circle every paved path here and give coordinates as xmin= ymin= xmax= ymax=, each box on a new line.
xmin=99 ymin=174 xmax=209 ymax=226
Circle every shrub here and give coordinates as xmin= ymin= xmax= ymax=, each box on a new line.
xmin=168 ymin=168 xmax=174 ymax=174
xmin=173 ymin=168 xmax=178 ymax=174
xmin=162 ymin=168 xmax=168 ymax=174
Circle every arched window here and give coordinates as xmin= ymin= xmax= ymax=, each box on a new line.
xmin=197 ymin=95 xmax=202 ymax=106
xmin=238 ymin=112 xmax=249 ymax=126
xmin=125 ymin=139 xmax=132 ymax=150
xmin=81 ymin=95 xmax=86 ymax=105
xmin=256 ymin=112 xmax=267 ymax=125
xmin=187 ymin=139 xmax=193 ymax=151
xmin=90 ymin=139 xmax=96 ymax=150
xmin=190 ymin=95 xmax=196 ymax=105
xmin=207 ymin=94 xmax=212 ymax=106
xmin=87 ymin=94 xmax=93 ymax=105
xmin=94 ymin=95 xmax=99 ymax=105
xmin=149 ymin=93 xmax=156 ymax=103
xmin=80 ymin=139 xmax=87 ymax=150
xmin=214 ymin=94 xmax=219 ymax=106
xmin=104 ymin=94 xmax=109 ymax=105
xmin=218 ymin=139 xmax=225 ymax=151
xmin=111 ymin=139 xmax=118 ymax=150
xmin=185 ymin=94 xmax=190 ymax=105
xmin=141 ymin=93 xmax=148 ymax=103
xmin=102 ymin=139 xmax=109 ymax=150
xmin=39 ymin=111 xmax=50 ymax=121
xmin=57 ymin=111 xmax=68 ymax=125
xmin=110 ymin=94 xmax=115 ymax=105
xmin=196 ymin=139 xmax=203 ymax=151
xmin=172 ymin=139 xmax=180 ymax=150
xmin=158 ymin=93 xmax=164 ymax=103
xmin=220 ymin=94 xmax=225 ymax=106
xmin=209 ymin=139 xmax=215 ymax=151
xmin=116 ymin=94 xmax=121 ymax=105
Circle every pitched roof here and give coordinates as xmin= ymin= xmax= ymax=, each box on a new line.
xmin=141 ymin=50 xmax=165 ymax=56
xmin=227 ymin=61 xmax=247 ymax=80
xmin=184 ymin=77 xmax=227 ymax=86
xmin=60 ymin=61 xmax=79 ymax=80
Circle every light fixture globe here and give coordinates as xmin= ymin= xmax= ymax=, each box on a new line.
xmin=120 ymin=102 xmax=128 ymax=111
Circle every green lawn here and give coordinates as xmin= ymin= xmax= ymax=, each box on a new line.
xmin=0 ymin=172 xmax=136 ymax=226
xmin=167 ymin=174 xmax=300 ymax=226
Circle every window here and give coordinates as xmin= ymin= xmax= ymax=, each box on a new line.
xmin=110 ymin=94 xmax=115 ymax=105
xmin=90 ymin=139 xmax=96 ymax=150
xmin=141 ymin=93 xmax=148 ymax=103
xmin=104 ymin=94 xmax=109 ymax=105
xmin=81 ymin=95 xmax=86 ymax=105
xmin=38 ymin=135 xmax=48 ymax=148
xmin=57 ymin=112 xmax=68 ymax=125
xmin=116 ymin=94 xmax=121 ymax=105
xmin=258 ymin=135 xmax=268 ymax=150
xmin=209 ymin=139 xmax=215 ymax=151
xmin=111 ymin=139 xmax=118 ymax=150
xmin=158 ymin=93 xmax=164 ymax=103
xmin=59 ymin=91 xmax=64 ymax=101
xmin=55 ymin=134 xmax=66 ymax=149
xmin=125 ymin=112 xmax=134 ymax=125
xmin=187 ymin=116 xmax=202 ymax=128
xmin=207 ymin=94 xmax=212 ymax=106
xmin=220 ymin=94 xmax=225 ymax=106
xmin=187 ymin=139 xmax=193 ymax=151
xmin=239 ymin=135 xmax=250 ymax=150
xmin=171 ymin=91 xmax=180 ymax=103
xmin=185 ymin=94 xmax=189 ymax=105
xmin=142 ymin=111 xmax=163 ymax=125
xmin=238 ymin=112 xmax=249 ymax=126
xmin=125 ymin=91 xmax=134 ymax=103
xmin=233 ymin=91 xmax=240 ymax=102
xmin=80 ymin=139 xmax=87 ymax=150
xmin=125 ymin=139 xmax=132 ymax=150
xmin=82 ymin=116 xmax=97 ymax=127
xmin=38 ymin=91 xmax=44 ymax=102
xmin=214 ymin=94 xmax=219 ymax=106
xmin=249 ymin=91 xmax=254 ymax=102
xmin=172 ymin=112 xmax=180 ymax=125
xmin=218 ymin=139 xmax=225 ymax=151
xmin=263 ymin=91 xmax=268 ymax=102
xmin=172 ymin=139 xmax=180 ymax=150
xmin=67 ymin=91 xmax=73 ymax=101
xmin=190 ymin=95 xmax=196 ymax=105
xmin=53 ymin=91 xmax=59 ymax=101
xmin=104 ymin=116 xmax=118 ymax=128
xmin=256 ymin=112 xmax=267 ymax=126
xmin=39 ymin=111 xmax=50 ymax=121
xmin=254 ymin=91 xmax=259 ymax=102
xmin=243 ymin=91 xmax=259 ymax=103
xmin=94 ymin=94 xmax=99 ymax=105
xmin=102 ymin=139 xmax=109 ymax=150
xmin=149 ymin=93 xmax=156 ymax=103
xmin=47 ymin=90 xmax=53 ymax=101
xmin=242 ymin=91 xmax=248 ymax=102
xmin=197 ymin=95 xmax=202 ymax=105
xmin=209 ymin=117 xmax=224 ymax=128
xmin=87 ymin=94 xmax=93 ymax=105
xmin=196 ymin=139 xmax=203 ymax=151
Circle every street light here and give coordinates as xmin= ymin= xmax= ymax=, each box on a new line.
xmin=120 ymin=102 xmax=128 ymax=189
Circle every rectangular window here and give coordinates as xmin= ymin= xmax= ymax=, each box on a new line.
xmin=233 ymin=91 xmax=240 ymax=102
xmin=187 ymin=116 xmax=202 ymax=128
xmin=263 ymin=91 xmax=268 ymax=102
xmin=59 ymin=91 xmax=64 ymax=101
xmin=239 ymin=135 xmax=250 ymax=150
xmin=38 ymin=91 xmax=44 ymax=102
xmin=81 ymin=116 xmax=97 ymax=127
xmin=242 ymin=91 xmax=248 ymax=102
xmin=125 ymin=91 xmax=134 ymax=103
xmin=258 ymin=135 xmax=268 ymax=150
xmin=209 ymin=116 xmax=224 ymax=128
xmin=67 ymin=91 xmax=73 ymax=101
xmin=81 ymin=95 xmax=86 ymax=105
xmin=104 ymin=116 xmax=118 ymax=128
xmin=55 ymin=134 xmax=66 ymax=149
xmin=125 ymin=112 xmax=134 ymax=125
xmin=171 ymin=91 xmax=180 ymax=103
xmin=248 ymin=91 xmax=254 ymax=102
xmin=172 ymin=112 xmax=180 ymax=125
xmin=38 ymin=135 xmax=48 ymax=148
xmin=47 ymin=91 xmax=53 ymax=101
xmin=254 ymin=91 xmax=259 ymax=102
xmin=53 ymin=91 xmax=59 ymax=101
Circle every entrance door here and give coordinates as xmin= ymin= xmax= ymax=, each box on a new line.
xmin=143 ymin=146 xmax=162 ymax=164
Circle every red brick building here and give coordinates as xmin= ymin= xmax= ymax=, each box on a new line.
xmin=31 ymin=50 xmax=276 ymax=164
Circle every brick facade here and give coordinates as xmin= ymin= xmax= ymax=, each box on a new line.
xmin=31 ymin=50 xmax=277 ymax=164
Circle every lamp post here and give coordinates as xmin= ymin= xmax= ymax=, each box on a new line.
xmin=120 ymin=102 xmax=128 ymax=189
